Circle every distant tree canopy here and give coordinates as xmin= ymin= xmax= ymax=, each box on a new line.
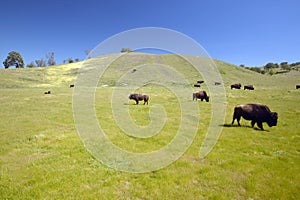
xmin=63 ymin=57 xmax=79 ymax=64
xmin=3 ymin=51 xmax=24 ymax=68
xmin=121 ymin=48 xmax=132 ymax=53
xmin=26 ymin=62 xmax=36 ymax=68
xmin=243 ymin=61 xmax=300 ymax=75
xmin=46 ymin=52 xmax=56 ymax=66
xmin=68 ymin=58 xmax=74 ymax=63
xmin=264 ymin=62 xmax=279 ymax=70
xmin=35 ymin=59 xmax=46 ymax=67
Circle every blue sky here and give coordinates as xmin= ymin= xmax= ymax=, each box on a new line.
xmin=0 ymin=0 xmax=299 ymax=67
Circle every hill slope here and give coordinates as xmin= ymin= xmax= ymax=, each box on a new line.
xmin=0 ymin=53 xmax=299 ymax=199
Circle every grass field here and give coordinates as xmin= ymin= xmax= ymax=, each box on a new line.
xmin=0 ymin=53 xmax=299 ymax=199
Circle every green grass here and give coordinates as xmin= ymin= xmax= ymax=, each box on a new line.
xmin=0 ymin=53 xmax=299 ymax=199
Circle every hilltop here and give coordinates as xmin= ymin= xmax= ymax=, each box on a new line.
xmin=1 ymin=53 xmax=298 ymax=89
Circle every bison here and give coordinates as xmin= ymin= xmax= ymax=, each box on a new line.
xmin=44 ymin=91 xmax=51 ymax=94
xmin=197 ymin=80 xmax=204 ymax=84
xmin=296 ymin=85 xmax=300 ymax=89
xmin=193 ymin=91 xmax=209 ymax=102
xmin=244 ymin=85 xmax=254 ymax=90
xmin=231 ymin=83 xmax=241 ymax=89
xmin=129 ymin=93 xmax=149 ymax=105
xmin=215 ymin=82 xmax=221 ymax=85
xmin=70 ymin=84 xmax=75 ymax=88
xmin=232 ymin=103 xmax=278 ymax=130
xmin=194 ymin=83 xmax=201 ymax=87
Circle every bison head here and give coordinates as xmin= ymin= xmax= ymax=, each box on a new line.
xmin=129 ymin=94 xmax=140 ymax=100
xmin=205 ymin=96 xmax=209 ymax=102
xmin=267 ymin=112 xmax=278 ymax=127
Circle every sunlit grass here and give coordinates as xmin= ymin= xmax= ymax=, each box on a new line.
xmin=0 ymin=53 xmax=299 ymax=199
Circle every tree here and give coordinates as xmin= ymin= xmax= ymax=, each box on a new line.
xmin=35 ymin=59 xmax=46 ymax=67
xmin=3 ymin=51 xmax=24 ymax=68
xmin=121 ymin=48 xmax=132 ymax=53
xmin=264 ymin=62 xmax=279 ymax=70
xmin=68 ymin=58 xmax=74 ymax=63
xmin=26 ymin=61 xmax=36 ymax=68
xmin=46 ymin=52 xmax=56 ymax=66
xmin=85 ymin=49 xmax=92 ymax=59
xmin=280 ymin=62 xmax=291 ymax=70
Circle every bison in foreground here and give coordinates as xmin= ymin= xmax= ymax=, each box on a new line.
xmin=232 ymin=104 xmax=278 ymax=130
xmin=193 ymin=91 xmax=209 ymax=102
xmin=244 ymin=85 xmax=254 ymax=90
xmin=129 ymin=94 xmax=149 ymax=105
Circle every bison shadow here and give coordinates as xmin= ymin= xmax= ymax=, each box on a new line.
xmin=220 ymin=123 xmax=269 ymax=132
xmin=124 ymin=103 xmax=147 ymax=106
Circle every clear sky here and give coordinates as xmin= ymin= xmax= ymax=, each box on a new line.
xmin=0 ymin=0 xmax=299 ymax=67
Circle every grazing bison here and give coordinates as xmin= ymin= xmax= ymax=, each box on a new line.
xmin=197 ymin=80 xmax=204 ymax=84
xmin=231 ymin=83 xmax=241 ymax=89
xmin=44 ymin=91 xmax=51 ymax=94
xmin=194 ymin=83 xmax=201 ymax=87
xmin=296 ymin=85 xmax=300 ymax=89
xmin=69 ymin=84 xmax=75 ymax=88
xmin=244 ymin=85 xmax=254 ymax=90
xmin=193 ymin=91 xmax=209 ymax=102
xmin=232 ymin=103 xmax=278 ymax=130
xmin=129 ymin=94 xmax=149 ymax=105
xmin=215 ymin=82 xmax=221 ymax=85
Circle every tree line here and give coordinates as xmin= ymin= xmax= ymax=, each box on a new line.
xmin=241 ymin=61 xmax=300 ymax=75
xmin=2 ymin=51 xmax=81 ymax=68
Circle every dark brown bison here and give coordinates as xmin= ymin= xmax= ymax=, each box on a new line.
xmin=244 ymin=85 xmax=254 ymax=90
xmin=197 ymin=80 xmax=204 ymax=84
xmin=296 ymin=85 xmax=300 ymax=89
xmin=194 ymin=83 xmax=201 ymax=87
xmin=231 ymin=83 xmax=241 ymax=89
xmin=215 ymin=82 xmax=221 ymax=85
xmin=129 ymin=94 xmax=149 ymax=105
xmin=70 ymin=84 xmax=75 ymax=88
xmin=193 ymin=91 xmax=209 ymax=102
xmin=232 ymin=104 xmax=278 ymax=130
xmin=44 ymin=91 xmax=51 ymax=94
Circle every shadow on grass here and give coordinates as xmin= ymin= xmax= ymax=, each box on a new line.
xmin=124 ymin=103 xmax=149 ymax=106
xmin=220 ymin=123 xmax=269 ymax=132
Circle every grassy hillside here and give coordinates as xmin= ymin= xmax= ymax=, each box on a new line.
xmin=0 ymin=53 xmax=299 ymax=199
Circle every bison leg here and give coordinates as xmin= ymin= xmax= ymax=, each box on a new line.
xmin=257 ymin=122 xmax=264 ymax=130
xmin=135 ymin=100 xmax=139 ymax=104
xmin=251 ymin=120 xmax=256 ymax=128
xmin=236 ymin=117 xmax=241 ymax=126
xmin=232 ymin=114 xmax=241 ymax=126
xmin=231 ymin=115 xmax=241 ymax=126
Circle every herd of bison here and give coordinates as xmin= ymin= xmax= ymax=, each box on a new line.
xmin=191 ymin=81 xmax=278 ymax=130
xmin=43 ymin=82 xmax=300 ymax=131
